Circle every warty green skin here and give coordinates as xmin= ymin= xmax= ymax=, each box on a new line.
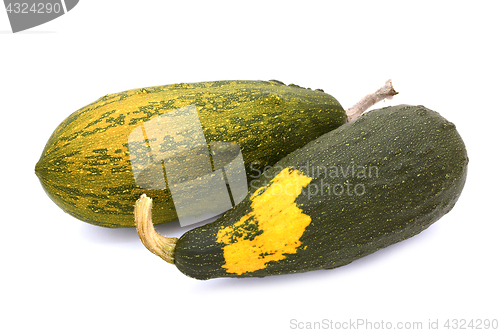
xmin=174 ymin=105 xmax=468 ymax=279
xmin=35 ymin=80 xmax=345 ymax=227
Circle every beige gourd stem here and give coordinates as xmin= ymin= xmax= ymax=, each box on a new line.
xmin=135 ymin=194 xmax=177 ymax=264
xmin=134 ymin=80 xmax=398 ymax=263
xmin=346 ymin=79 xmax=398 ymax=122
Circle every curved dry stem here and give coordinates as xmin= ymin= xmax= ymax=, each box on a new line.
xmin=346 ymin=79 xmax=398 ymax=122
xmin=135 ymin=194 xmax=178 ymax=264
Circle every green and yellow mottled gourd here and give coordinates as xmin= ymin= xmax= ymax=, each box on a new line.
xmin=35 ymin=80 xmax=346 ymax=227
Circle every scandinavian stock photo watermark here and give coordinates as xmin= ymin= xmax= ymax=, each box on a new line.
xmin=3 ymin=0 xmax=79 ymax=33
xmin=249 ymin=160 xmax=380 ymax=199
xmin=127 ymin=104 xmax=382 ymax=227
xmin=289 ymin=318 xmax=499 ymax=330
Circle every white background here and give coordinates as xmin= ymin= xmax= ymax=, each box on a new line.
xmin=1 ymin=1 xmax=498 ymax=332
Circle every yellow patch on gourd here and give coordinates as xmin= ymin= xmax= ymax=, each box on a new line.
xmin=216 ymin=168 xmax=312 ymax=275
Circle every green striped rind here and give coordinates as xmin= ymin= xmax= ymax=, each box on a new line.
xmin=36 ymin=80 xmax=345 ymax=227
xmin=173 ymin=105 xmax=468 ymax=279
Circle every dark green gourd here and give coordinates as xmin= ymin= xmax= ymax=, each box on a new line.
xmin=136 ymin=105 xmax=468 ymax=279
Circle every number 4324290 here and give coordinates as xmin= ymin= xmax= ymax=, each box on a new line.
xmin=6 ymin=2 xmax=62 ymax=14
xmin=444 ymin=319 xmax=498 ymax=330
